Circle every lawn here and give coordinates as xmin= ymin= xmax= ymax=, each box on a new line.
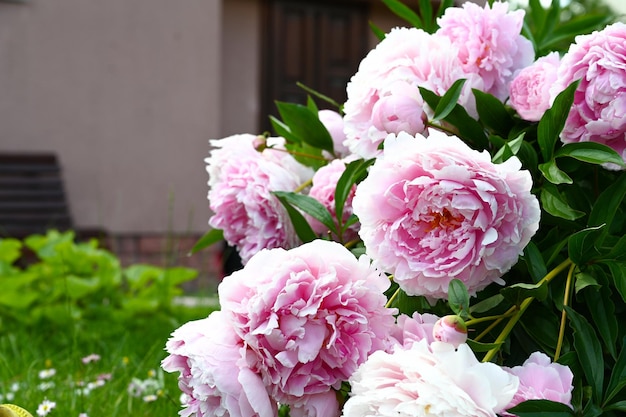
xmin=0 ymin=231 xmax=216 ymax=417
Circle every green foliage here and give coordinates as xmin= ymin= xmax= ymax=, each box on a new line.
xmin=0 ymin=230 xmax=199 ymax=338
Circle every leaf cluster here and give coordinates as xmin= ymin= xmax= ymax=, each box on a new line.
xmin=0 ymin=230 xmax=199 ymax=339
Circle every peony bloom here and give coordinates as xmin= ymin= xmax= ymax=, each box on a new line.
xmin=318 ymin=109 xmax=351 ymax=158
xmin=501 ymin=352 xmax=574 ymax=416
xmin=432 ymin=315 xmax=468 ymax=348
xmin=218 ymin=240 xmax=397 ymax=417
xmin=550 ymin=22 xmax=626 ymax=169
xmin=343 ymin=340 xmax=519 ymax=417
xmin=389 ymin=312 xmax=440 ymax=350
xmin=509 ymin=52 xmax=561 ymax=122
xmin=161 ymin=312 xmax=276 ymax=417
xmin=206 ymin=134 xmax=313 ymax=263
xmin=305 ymin=159 xmax=359 ymax=242
xmin=343 ymin=27 xmax=484 ymax=159
xmin=352 ymin=130 xmax=540 ymax=300
xmin=437 ymin=1 xmax=535 ymax=100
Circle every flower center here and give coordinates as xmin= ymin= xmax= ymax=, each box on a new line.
xmin=426 ymin=208 xmax=463 ymax=232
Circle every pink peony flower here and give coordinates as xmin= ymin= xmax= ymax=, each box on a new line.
xmin=502 ymin=352 xmax=574 ymax=416
xmin=352 ymin=130 xmax=540 ymax=300
xmin=343 ymin=340 xmax=519 ymax=417
xmin=161 ymin=312 xmax=276 ymax=417
xmin=509 ymin=52 xmax=561 ymax=122
xmin=343 ymin=27 xmax=484 ymax=159
xmin=218 ymin=240 xmax=397 ymax=417
xmin=389 ymin=312 xmax=440 ymax=350
xmin=437 ymin=1 xmax=535 ymax=100
xmin=318 ymin=110 xmax=351 ymax=158
xmin=206 ymin=134 xmax=313 ymax=263
xmin=550 ymin=22 xmax=626 ymax=169
xmin=305 ymin=159 xmax=359 ymax=242
xmin=432 ymin=315 xmax=468 ymax=348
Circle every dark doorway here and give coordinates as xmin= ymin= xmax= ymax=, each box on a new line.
xmin=260 ymin=0 xmax=370 ymax=131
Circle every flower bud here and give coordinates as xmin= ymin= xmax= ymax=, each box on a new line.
xmin=433 ymin=315 xmax=468 ymax=348
xmin=252 ymin=135 xmax=267 ymax=152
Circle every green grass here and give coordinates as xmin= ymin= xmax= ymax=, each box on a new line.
xmin=0 ymin=302 xmax=215 ymax=417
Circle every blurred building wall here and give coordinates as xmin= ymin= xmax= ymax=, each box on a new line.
xmin=0 ymin=0 xmax=221 ymax=234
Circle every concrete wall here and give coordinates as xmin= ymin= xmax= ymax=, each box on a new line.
xmin=0 ymin=0 xmax=221 ymax=234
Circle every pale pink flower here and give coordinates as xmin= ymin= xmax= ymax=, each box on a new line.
xmin=550 ymin=22 xmax=626 ymax=169
xmin=305 ymin=159 xmax=359 ymax=242
xmin=352 ymin=130 xmax=540 ymax=300
xmin=501 ymin=352 xmax=574 ymax=416
xmin=432 ymin=315 xmax=468 ymax=348
xmin=389 ymin=312 xmax=439 ymax=350
xmin=206 ymin=134 xmax=313 ymax=263
xmin=437 ymin=1 xmax=535 ymax=100
xmin=218 ymin=240 xmax=397 ymax=417
xmin=509 ymin=52 xmax=561 ymax=121
xmin=318 ymin=110 xmax=351 ymax=158
xmin=343 ymin=27 xmax=484 ymax=159
xmin=343 ymin=340 xmax=519 ymax=417
xmin=81 ymin=353 xmax=101 ymax=364
xmin=161 ymin=312 xmax=276 ymax=417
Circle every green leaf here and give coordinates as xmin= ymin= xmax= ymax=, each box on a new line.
xmin=469 ymin=294 xmax=504 ymax=314
xmin=540 ymin=182 xmax=585 ymax=220
xmin=605 ymin=401 xmax=626 ymax=412
xmin=523 ymin=241 xmax=548 ymax=283
xmin=583 ymin=285 xmax=618 ymax=360
xmin=306 ymin=95 xmax=318 ymax=113
xmin=448 ymin=279 xmax=470 ymax=319
xmin=537 ymin=81 xmax=579 ymax=161
xmin=565 ymin=306 xmax=604 ymax=402
xmin=588 ymin=173 xmax=626 ymax=230
xmin=296 ymin=82 xmax=343 ymax=110
xmin=395 ymin=291 xmax=431 ymax=315
xmin=606 ymin=261 xmax=626 ymax=303
xmin=473 ymin=89 xmax=513 ymax=135
xmin=432 ymin=79 xmax=466 ymax=121
xmin=368 ymin=21 xmax=386 ymax=41
xmin=492 ymin=133 xmax=525 ymax=164
xmin=335 ymin=158 xmax=374 ymax=230
xmin=275 ymin=101 xmax=334 ymax=153
xmin=419 ymin=87 xmax=488 ymax=149
xmin=574 ymin=272 xmax=599 ymax=293
xmin=436 ymin=0 xmax=454 ymax=19
xmin=269 ymin=115 xmax=300 ymax=144
xmin=555 ymin=142 xmax=625 ymax=167
xmin=466 ymin=339 xmax=502 ymax=352
xmin=0 ymin=238 xmax=22 ymax=264
xmin=501 ymin=281 xmax=549 ymax=306
xmin=273 ymin=193 xmax=318 ymax=243
xmin=506 ymin=399 xmax=575 ymax=416
xmin=568 ymin=224 xmax=605 ymax=265
xmin=539 ymin=160 xmax=573 ymax=185
xmin=273 ymin=191 xmax=337 ymax=236
xmin=188 ymin=229 xmax=224 ymax=255
xmin=418 ymin=0 xmax=434 ymax=32
xmin=381 ymin=0 xmax=423 ymax=29
xmin=603 ymin=338 xmax=626 ymax=404
xmin=64 ymin=276 xmax=101 ymax=299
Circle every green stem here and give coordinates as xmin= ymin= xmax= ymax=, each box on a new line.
xmin=386 ymin=286 xmax=400 ymax=309
xmin=554 ymin=263 xmax=576 ymax=361
xmin=294 ymin=179 xmax=313 ymax=194
xmin=481 ymin=258 xmax=573 ymax=363
xmin=271 ymin=146 xmax=328 ymax=161
xmin=465 ymin=310 xmax=516 ymax=327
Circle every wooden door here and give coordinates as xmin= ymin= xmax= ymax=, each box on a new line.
xmin=261 ymin=0 xmax=369 ymax=130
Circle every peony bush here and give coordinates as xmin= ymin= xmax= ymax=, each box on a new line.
xmin=164 ymin=1 xmax=626 ymax=416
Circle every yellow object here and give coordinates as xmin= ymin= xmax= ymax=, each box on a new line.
xmin=0 ymin=404 xmax=34 ymax=417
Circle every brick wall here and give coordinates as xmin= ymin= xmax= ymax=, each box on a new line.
xmin=106 ymin=233 xmax=225 ymax=293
